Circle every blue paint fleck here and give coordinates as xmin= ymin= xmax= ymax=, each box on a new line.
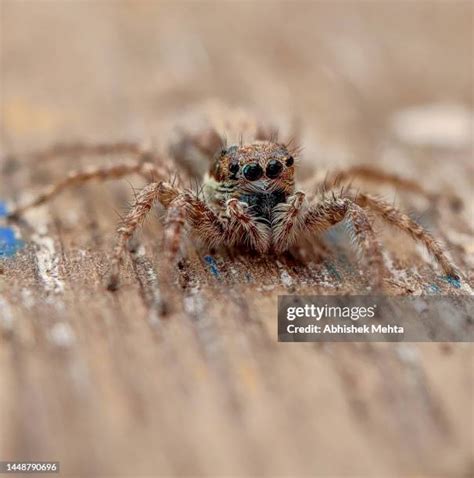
xmin=0 ymin=227 xmax=24 ymax=257
xmin=0 ymin=201 xmax=24 ymax=258
xmin=204 ymin=255 xmax=220 ymax=278
xmin=440 ymin=275 xmax=461 ymax=289
xmin=425 ymin=283 xmax=441 ymax=294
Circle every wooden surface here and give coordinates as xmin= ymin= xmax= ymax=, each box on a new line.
xmin=1 ymin=2 xmax=473 ymax=477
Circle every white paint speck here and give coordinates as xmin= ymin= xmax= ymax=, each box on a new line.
xmin=184 ymin=291 xmax=204 ymax=315
xmin=0 ymin=297 xmax=14 ymax=331
xmin=32 ymin=233 xmax=64 ymax=294
xmin=396 ymin=344 xmax=419 ymax=365
xmin=49 ymin=322 xmax=75 ymax=348
xmin=280 ymin=270 xmax=294 ymax=288
xmin=24 ymin=204 xmax=65 ymax=294
xmin=20 ymin=288 xmax=35 ymax=309
xmin=412 ymin=298 xmax=429 ymax=314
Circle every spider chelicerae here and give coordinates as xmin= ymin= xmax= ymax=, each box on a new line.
xmin=5 ymin=125 xmax=461 ymax=291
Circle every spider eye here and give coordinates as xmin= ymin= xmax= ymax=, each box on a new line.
xmin=286 ymin=156 xmax=294 ymax=167
xmin=266 ymin=159 xmax=283 ymax=179
xmin=243 ymin=163 xmax=263 ymax=181
xmin=229 ymin=162 xmax=239 ymax=174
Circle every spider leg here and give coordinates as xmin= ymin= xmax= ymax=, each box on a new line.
xmin=311 ymin=165 xmax=461 ymax=208
xmin=169 ymin=128 xmax=224 ymax=178
xmin=272 ymin=191 xmax=307 ymax=253
xmin=107 ymin=181 xmax=180 ymax=290
xmin=305 ymin=196 xmax=385 ymax=288
xmin=3 ymin=141 xmax=152 ymax=165
xmin=273 ymin=194 xmax=385 ymax=288
xmin=162 ymin=197 xmax=188 ymax=261
xmin=7 ymin=161 xmax=167 ymax=219
xmin=354 ymin=193 xmax=460 ymax=279
xmin=179 ymin=128 xmax=224 ymax=158
xmin=165 ymin=195 xmax=271 ymax=255
xmin=107 ymin=187 xmax=229 ymax=290
xmin=224 ymin=199 xmax=270 ymax=253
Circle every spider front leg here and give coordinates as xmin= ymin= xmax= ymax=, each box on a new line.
xmin=224 ymin=198 xmax=270 ymax=253
xmin=272 ymin=191 xmax=307 ymax=253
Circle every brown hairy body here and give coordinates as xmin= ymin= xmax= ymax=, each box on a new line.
xmin=6 ymin=127 xmax=460 ymax=292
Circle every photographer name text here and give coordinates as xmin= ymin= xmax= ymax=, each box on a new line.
xmin=285 ymin=304 xmax=404 ymax=335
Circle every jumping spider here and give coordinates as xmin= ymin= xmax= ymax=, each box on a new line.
xmin=6 ymin=127 xmax=460 ymax=291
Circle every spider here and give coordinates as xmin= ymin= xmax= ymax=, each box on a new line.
xmin=5 ymin=126 xmax=460 ymax=292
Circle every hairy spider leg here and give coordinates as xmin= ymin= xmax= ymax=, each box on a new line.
xmin=354 ymin=193 xmax=460 ymax=279
xmin=3 ymin=141 xmax=153 ymax=164
xmin=7 ymin=161 xmax=168 ymax=219
xmin=107 ymin=184 xmax=253 ymax=290
xmin=312 ymin=165 xmax=461 ymax=209
xmin=224 ymin=198 xmax=270 ymax=253
xmin=272 ymin=188 xmax=459 ymax=282
xmin=301 ymin=195 xmax=385 ymax=289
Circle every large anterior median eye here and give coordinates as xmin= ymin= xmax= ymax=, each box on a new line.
xmin=243 ymin=163 xmax=264 ymax=181
xmin=266 ymin=159 xmax=283 ymax=179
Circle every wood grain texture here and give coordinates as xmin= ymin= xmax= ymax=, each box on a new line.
xmin=1 ymin=2 xmax=473 ymax=476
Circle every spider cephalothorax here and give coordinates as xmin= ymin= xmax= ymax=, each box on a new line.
xmin=6 ymin=127 xmax=461 ymax=292
xmin=205 ymin=141 xmax=296 ymax=223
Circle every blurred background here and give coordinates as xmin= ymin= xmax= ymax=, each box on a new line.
xmin=2 ymin=0 xmax=472 ymax=159
xmin=1 ymin=1 xmax=473 ymax=477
